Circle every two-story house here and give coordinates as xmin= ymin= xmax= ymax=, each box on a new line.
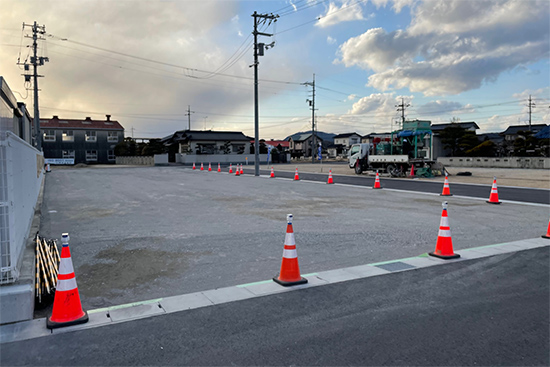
xmin=288 ymin=133 xmax=324 ymax=158
xmin=328 ymin=132 xmax=362 ymax=157
xmin=161 ymin=130 xmax=252 ymax=155
xmin=40 ymin=115 xmax=125 ymax=164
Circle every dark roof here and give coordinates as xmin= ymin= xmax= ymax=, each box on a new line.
xmin=333 ymin=132 xmax=360 ymax=139
xmin=286 ymin=131 xmax=335 ymax=142
xmin=501 ymin=124 xmax=547 ymax=135
xmin=534 ymin=125 xmax=550 ymax=139
xmin=263 ymin=140 xmax=290 ymax=148
xmin=164 ymin=130 xmax=252 ymax=143
xmin=431 ymin=122 xmax=479 ymax=132
xmin=40 ymin=116 xmax=124 ymax=130
xmin=477 ymin=133 xmax=504 ymax=142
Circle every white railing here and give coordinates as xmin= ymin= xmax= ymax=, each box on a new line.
xmin=0 ymin=132 xmax=43 ymax=284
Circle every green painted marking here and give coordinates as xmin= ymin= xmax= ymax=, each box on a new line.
xmin=418 ymin=253 xmax=429 ymax=258
xmin=236 ymin=279 xmax=272 ymax=288
xmin=302 ymin=272 xmax=318 ymax=277
xmin=88 ymin=298 xmax=163 ymax=314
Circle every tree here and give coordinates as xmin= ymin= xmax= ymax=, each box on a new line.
xmin=439 ymin=125 xmax=479 ymax=156
xmin=465 ymin=140 xmax=497 ymax=157
xmin=221 ymin=141 xmax=231 ymax=154
xmin=114 ymin=137 xmax=137 ymax=156
xmin=142 ymin=139 xmax=166 ymax=156
xmin=513 ymin=131 xmax=544 ymax=156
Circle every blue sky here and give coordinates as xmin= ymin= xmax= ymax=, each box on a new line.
xmin=1 ymin=0 xmax=548 ymax=139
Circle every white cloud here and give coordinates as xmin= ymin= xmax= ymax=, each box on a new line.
xmin=416 ymin=100 xmax=475 ymax=118
xmin=337 ymin=0 xmax=550 ymax=96
xmin=316 ymin=1 xmax=365 ymax=28
xmin=327 ymin=36 xmax=337 ymax=45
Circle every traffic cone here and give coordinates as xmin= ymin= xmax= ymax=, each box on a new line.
xmin=429 ymin=202 xmax=460 ymax=260
xmin=240 ymin=164 xmax=244 ymax=175
xmin=229 ymin=164 xmax=233 ymax=173
xmin=270 ymin=167 xmax=275 ymax=178
xmin=409 ymin=165 xmax=414 ymax=177
xmin=46 ymin=163 xmax=51 ymax=173
xmin=47 ymin=233 xmax=88 ymax=329
xmin=200 ymin=162 xmax=204 ymax=171
xmin=294 ymin=168 xmax=300 ymax=181
xmin=217 ymin=163 xmax=221 ymax=173
xmin=192 ymin=162 xmax=196 ymax=170
xmin=373 ymin=170 xmax=382 ymax=189
xmin=327 ymin=169 xmax=334 ymax=184
xmin=235 ymin=165 xmax=240 ymax=176
xmin=487 ymin=177 xmax=501 ymax=204
xmin=273 ymin=214 xmax=308 ymax=286
xmin=542 ymin=219 xmax=550 ymax=239
xmin=440 ymin=174 xmax=452 ymax=196
xmin=208 ymin=162 xmax=212 ymax=172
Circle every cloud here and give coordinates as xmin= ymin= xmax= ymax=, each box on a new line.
xmin=337 ymin=0 xmax=550 ymax=96
xmin=316 ymin=1 xmax=365 ymax=28
xmin=416 ymin=100 xmax=475 ymax=118
xmin=327 ymin=36 xmax=337 ymax=45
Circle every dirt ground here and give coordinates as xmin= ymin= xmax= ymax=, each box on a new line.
xmin=264 ymin=163 xmax=550 ymax=189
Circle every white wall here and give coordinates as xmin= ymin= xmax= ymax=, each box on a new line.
xmin=177 ymin=153 xmax=288 ymax=165
xmin=0 ymin=132 xmax=44 ymax=283
xmin=437 ymin=157 xmax=550 ymax=169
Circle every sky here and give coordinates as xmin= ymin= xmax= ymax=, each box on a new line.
xmin=1 ymin=0 xmax=549 ymax=140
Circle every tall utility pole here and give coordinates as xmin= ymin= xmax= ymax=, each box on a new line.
xmin=20 ymin=22 xmax=48 ymax=151
xmin=185 ymin=105 xmax=194 ymax=131
xmin=303 ymin=74 xmax=317 ymax=163
xmin=252 ymin=11 xmax=278 ymax=176
xmin=395 ymin=98 xmax=410 ymax=128
xmin=527 ymin=95 xmax=535 ymax=132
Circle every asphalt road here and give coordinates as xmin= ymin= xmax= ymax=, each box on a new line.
xmin=37 ymin=166 xmax=549 ymax=312
xmin=3 ymin=247 xmax=548 ymax=366
xmin=244 ymin=167 xmax=550 ymax=205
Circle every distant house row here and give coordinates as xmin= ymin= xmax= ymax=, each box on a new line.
xmin=37 ymin=115 xmax=548 ymax=164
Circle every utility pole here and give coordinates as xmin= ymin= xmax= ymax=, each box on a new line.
xmin=303 ymin=74 xmax=317 ymax=163
xmin=527 ymin=95 xmax=535 ymax=132
xmin=252 ymin=11 xmax=278 ymax=176
xmin=19 ymin=22 xmax=48 ymax=151
xmin=185 ymin=105 xmax=194 ymax=131
xmin=395 ymin=98 xmax=410 ymax=128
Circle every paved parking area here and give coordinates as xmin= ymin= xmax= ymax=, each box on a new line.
xmin=39 ymin=166 xmax=548 ymax=311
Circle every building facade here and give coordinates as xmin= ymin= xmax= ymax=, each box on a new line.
xmin=40 ymin=115 xmax=124 ymax=164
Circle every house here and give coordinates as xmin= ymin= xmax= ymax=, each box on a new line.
xmin=161 ymin=130 xmax=252 ymax=155
xmin=263 ymin=139 xmax=289 ymax=152
xmin=431 ymin=121 xmax=480 ymax=158
xmin=40 ymin=115 xmax=125 ymax=164
xmin=500 ymin=124 xmax=547 ymax=142
xmin=328 ymin=132 xmax=362 ymax=157
xmin=288 ymin=133 xmax=324 ymax=158
xmin=0 ymin=77 xmax=34 ymax=146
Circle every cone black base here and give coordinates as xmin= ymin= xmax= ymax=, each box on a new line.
xmin=273 ymin=276 xmax=308 ymax=287
xmin=429 ymin=252 xmax=460 ymax=260
xmin=47 ymin=311 xmax=89 ymax=329
xmin=542 ymin=235 xmax=550 ymax=239
xmin=440 ymin=194 xmax=453 ymax=196
xmin=486 ymin=201 xmax=501 ymax=204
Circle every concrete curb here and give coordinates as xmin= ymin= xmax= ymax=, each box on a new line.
xmin=1 ymin=237 xmax=547 ymax=344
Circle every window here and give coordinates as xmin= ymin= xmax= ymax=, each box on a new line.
xmin=232 ymin=144 xmax=245 ymax=153
xmin=62 ymin=130 xmax=74 ymax=142
xmin=43 ymin=130 xmax=55 ymax=142
xmin=108 ymin=150 xmax=115 ymax=161
xmin=85 ymin=130 xmax=96 ymax=142
xmin=107 ymin=131 xmax=118 ymax=142
xmin=86 ymin=150 xmax=97 ymax=161
xmin=62 ymin=150 xmax=75 ymax=159
xmin=349 ymin=145 xmax=360 ymax=156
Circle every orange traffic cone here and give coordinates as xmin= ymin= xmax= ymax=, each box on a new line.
xmin=47 ymin=233 xmax=88 ymax=329
xmin=373 ymin=170 xmax=382 ymax=189
xmin=46 ymin=163 xmax=51 ymax=173
xmin=217 ymin=163 xmax=221 ymax=173
xmin=327 ymin=169 xmax=334 ymax=184
xmin=273 ymin=214 xmax=308 ymax=286
xmin=441 ymin=174 xmax=452 ymax=196
xmin=542 ymin=219 xmax=550 ymax=239
xmin=409 ymin=165 xmax=414 ymax=177
xmin=240 ymin=164 xmax=244 ymax=175
xmin=429 ymin=202 xmax=460 ymax=260
xmin=208 ymin=162 xmax=212 ymax=172
xmin=192 ymin=162 xmax=196 ymax=170
xmin=235 ymin=165 xmax=240 ymax=176
xmin=200 ymin=162 xmax=204 ymax=171
xmin=294 ymin=168 xmax=300 ymax=181
xmin=487 ymin=177 xmax=501 ymax=204
xmin=229 ymin=164 xmax=233 ymax=173
xmin=270 ymin=167 xmax=275 ymax=178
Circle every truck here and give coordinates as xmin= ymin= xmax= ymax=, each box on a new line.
xmin=349 ymin=120 xmax=438 ymax=177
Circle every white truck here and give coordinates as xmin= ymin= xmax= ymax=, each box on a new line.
xmin=348 ymin=143 xmax=436 ymax=177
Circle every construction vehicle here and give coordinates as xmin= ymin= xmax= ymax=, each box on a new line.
xmin=349 ymin=120 xmax=437 ymax=177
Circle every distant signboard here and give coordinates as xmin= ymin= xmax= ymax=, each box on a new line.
xmin=44 ymin=158 xmax=74 ymax=165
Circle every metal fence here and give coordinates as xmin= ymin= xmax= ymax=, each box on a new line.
xmin=0 ymin=132 xmax=43 ymax=284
